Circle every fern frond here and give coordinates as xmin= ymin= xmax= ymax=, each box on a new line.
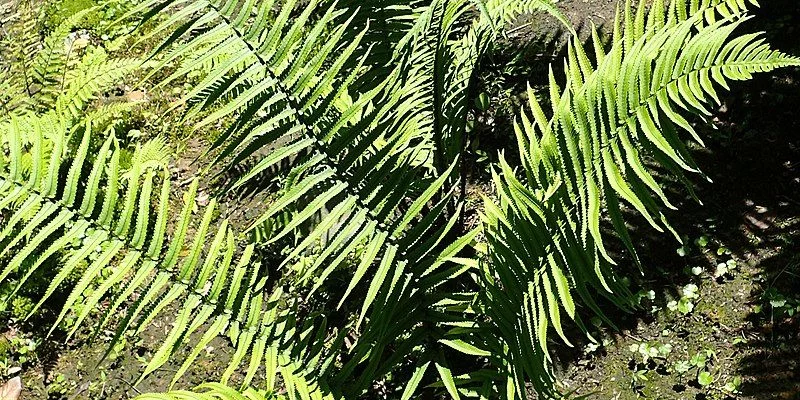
xmin=58 ymin=47 xmax=138 ymax=119
xmin=0 ymin=1 xmax=40 ymax=114
xmin=134 ymin=382 xmax=272 ymax=400
xmin=0 ymin=113 xmax=271 ymax=390
xmin=397 ymin=0 xmax=569 ymax=174
xmin=0 ymin=3 xmax=137 ymax=118
xmin=30 ymin=7 xmax=97 ymax=104
xmin=482 ymin=0 xmax=800 ymax=396
xmin=126 ymin=0 xmax=586 ymax=398
xmin=0 ymin=111 xmax=410 ymax=398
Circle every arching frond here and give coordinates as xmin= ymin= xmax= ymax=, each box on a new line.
xmin=0 ymin=113 xmax=266 ymax=389
xmin=482 ymin=0 xmax=800 ymax=396
xmin=134 ymin=383 xmax=273 ymax=400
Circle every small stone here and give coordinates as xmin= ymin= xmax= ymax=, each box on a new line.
xmin=72 ymin=37 xmax=90 ymax=50
xmin=127 ymin=91 xmax=148 ymax=103
xmin=0 ymin=377 xmax=22 ymax=400
xmin=745 ymin=214 xmax=770 ymax=230
xmin=196 ymin=192 xmax=210 ymax=207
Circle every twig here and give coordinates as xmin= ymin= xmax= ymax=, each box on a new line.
xmin=768 ymin=260 xmax=798 ymax=289
xmin=115 ymin=377 xmax=141 ymax=395
xmin=506 ymin=22 xmax=533 ymax=36
xmin=779 ymin=195 xmax=800 ymax=207
xmin=622 ymin=332 xmax=643 ymax=341
xmin=68 ymin=382 xmax=90 ymax=400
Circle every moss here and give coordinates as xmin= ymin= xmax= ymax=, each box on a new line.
xmin=42 ymin=0 xmax=101 ymax=31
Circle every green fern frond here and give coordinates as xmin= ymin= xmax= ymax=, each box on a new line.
xmin=134 ymin=382 xmax=272 ymax=400
xmin=30 ymin=7 xmax=97 ymax=103
xmin=57 ymin=47 xmax=138 ymax=119
xmin=125 ymin=0 xmax=581 ymax=398
xmin=523 ymin=0 xmax=798 ymax=261
xmin=0 ymin=112 xmax=273 ymax=389
xmin=481 ymin=0 xmax=800 ymax=396
xmin=0 ymin=1 xmax=41 ymax=114
xmin=132 ymin=0 xmax=463 ymax=351
xmin=0 ymin=3 xmax=137 ymax=118
xmin=0 ymin=111 xmax=394 ymax=398
xmin=396 ymin=0 xmax=570 ymax=174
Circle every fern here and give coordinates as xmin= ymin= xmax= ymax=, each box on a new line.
xmin=133 ymin=382 xmax=305 ymax=400
xmin=0 ymin=1 xmax=41 ymax=113
xmin=0 ymin=1 xmax=465 ymax=392
xmin=57 ymin=46 xmax=138 ymax=118
xmin=0 ymin=106 xmax=472 ymax=399
xmin=5 ymin=0 xmax=456 ymax=398
xmin=0 ymin=3 xmax=137 ymax=119
xmin=30 ymin=8 xmax=95 ymax=107
xmin=118 ymin=0 xmax=556 ymax=397
xmin=0 ymin=112 xmax=305 ymax=391
xmin=482 ymin=0 xmax=800 ymax=396
xmin=1 ymin=0 xmax=798 ymax=398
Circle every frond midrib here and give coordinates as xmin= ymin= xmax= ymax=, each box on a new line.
xmin=204 ymin=2 xmax=442 ymax=251
xmin=0 ymin=170 xmax=235 ymax=311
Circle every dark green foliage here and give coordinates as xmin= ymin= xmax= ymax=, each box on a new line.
xmin=0 ymin=0 xmax=798 ymax=399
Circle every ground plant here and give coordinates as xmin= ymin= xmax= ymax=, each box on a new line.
xmin=0 ymin=0 xmax=798 ymax=398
